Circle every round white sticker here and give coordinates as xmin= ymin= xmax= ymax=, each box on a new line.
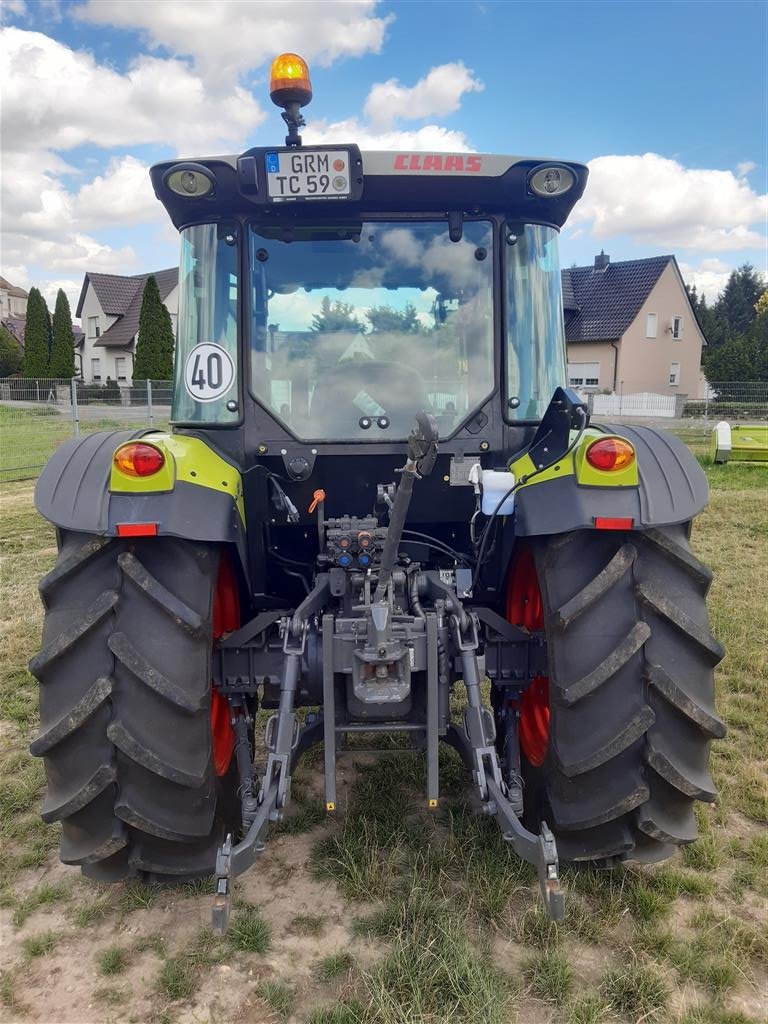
xmin=183 ymin=343 xmax=235 ymax=403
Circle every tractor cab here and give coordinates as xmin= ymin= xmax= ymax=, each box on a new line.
xmin=149 ymin=55 xmax=588 ymax=459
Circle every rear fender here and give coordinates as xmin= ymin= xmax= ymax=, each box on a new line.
xmin=512 ymin=423 xmax=708 ymax=535
xmin=34 ymin=429 xmax=247 ymax=572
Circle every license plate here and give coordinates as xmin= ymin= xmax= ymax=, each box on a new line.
xmin=265 ymin=149 xmax=352 ymax=201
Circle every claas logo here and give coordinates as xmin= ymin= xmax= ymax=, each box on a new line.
xmin=393 ymin=154 xmax=483 ymax=173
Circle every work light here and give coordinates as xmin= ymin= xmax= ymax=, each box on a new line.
xmin=529 ymin=165 xmax=575 ymax=197
xmin=165 ymin=165 xmax=215 ymax=198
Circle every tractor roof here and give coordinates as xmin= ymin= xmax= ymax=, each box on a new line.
xmin=150 ymin=148 xmax=588 ymax=233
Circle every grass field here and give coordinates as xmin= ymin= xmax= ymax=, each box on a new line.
xmin=0 ymin=459 xmax=766 ymax=1024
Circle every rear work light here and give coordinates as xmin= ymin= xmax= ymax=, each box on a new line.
xmin=113 ymin=442 xmax=165 ymax=478
xmin=585 ymin=437 xmax=635 ymax=472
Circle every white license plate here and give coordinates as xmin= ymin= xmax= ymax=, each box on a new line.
xmin=265 ymin=149 xmax=351 ymax=201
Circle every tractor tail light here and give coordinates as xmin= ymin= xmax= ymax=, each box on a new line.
xmin=114 ymin=442 xmax=165 ymax=478
xmin=585 ymin=437 xmax=635 ymax=471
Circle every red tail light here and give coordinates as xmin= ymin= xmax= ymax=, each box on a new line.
xmin=585 ymin=437 xmax=635 ymax=471
xmin=114 ymin=442 xmax=165 ymax=477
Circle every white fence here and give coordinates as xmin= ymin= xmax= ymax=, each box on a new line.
xmin=591 ymin=392 xmax=677 ymax=418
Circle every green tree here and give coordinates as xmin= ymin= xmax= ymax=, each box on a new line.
xmin=48 ymin=288 xmax=76 ymax=378
xmin=704 ymin=291 xmax=768 ymax=391
xmin=714 ymin=264 xmax=764 ymax=337
xmin=0 ymin=324 xmax=23 ymax=376
xmin=366 ymin=302 xmax=420 ymax=333
xmin=133 ymin=275 xmax=175 ymax=380
xmin=22 ymin=287 xmax=51 ymax=377
xmin=704 ymin=333 xmax=759 ymax=384
xmin=310 ymin=295 xmax=365 ymax=333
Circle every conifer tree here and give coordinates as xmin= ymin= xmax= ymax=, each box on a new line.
xmin=22 ymin=287 xmax=51 ymax=378
xmin=132 ymin=276 xmax=175 ymax=380
xmin=49 ymin=289 xmax=76 ymax=378
xmin=0 ymin=324 xmax=23 ymax=376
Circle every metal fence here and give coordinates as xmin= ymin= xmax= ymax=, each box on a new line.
xmin=589 ymin=381 xmax=768 ymax=454
xmin=1 ymin=377 xmax=766 ymax=482
xmin=0 ymin=378 xmax=172 ymax=481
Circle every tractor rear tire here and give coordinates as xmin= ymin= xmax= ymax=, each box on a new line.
xmin=29 ymin=531 xmax=237 ymax=882
xmin=523 ymin=524 xmax=725 ymax=865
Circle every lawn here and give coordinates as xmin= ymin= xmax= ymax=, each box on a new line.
xmin=0 ymin=459 xmax=766 ymax=1024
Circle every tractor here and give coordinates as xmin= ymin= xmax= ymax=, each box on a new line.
xmin=30 ymin=53 xmax=724 ymax=927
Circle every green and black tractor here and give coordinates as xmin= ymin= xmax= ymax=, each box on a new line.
xmin=31 ymin=53 xmax=724 ymax=926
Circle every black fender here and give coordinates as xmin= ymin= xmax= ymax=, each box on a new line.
xmin=514 ymin=424 xmax=708 ymax=535
xmin=34 ymin=429 xmax=249 ymax=576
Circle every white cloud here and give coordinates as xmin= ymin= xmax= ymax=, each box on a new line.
xmin=2 ymin=150 xmax=160 ymax=239
xmin=678 ymin=258 xmax=738 ymax=305
xmin=2 ymin=229 xmax=137 ymax=279
xmin=0 ymin=28 xmax=265 ymax=156
xmin=571 ymin=153 xmax=767 ymax=252
xmin=75 ymin=0 xmax=392 ymax=86
xmin=304 ymin=118 xmax=474 ymax=152
xmin=737 ymin=160 xmax=757 ymax=177
xmin=40 ymin=278 xmax=85 ymax=318
xmin=364 ymin=62 xmax=484 ymax=128
xmin=73 ymin=156 xmax=159 ymax=229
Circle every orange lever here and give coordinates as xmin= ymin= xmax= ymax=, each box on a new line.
xmin=308 ymin=489 xmax=326 ymax=514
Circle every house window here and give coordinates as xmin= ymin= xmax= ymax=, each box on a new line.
xmin=88 ymin=315 xmax=100 ymax=338
xmin=115 ymin=357 xmax=127 ymax=382
xmin=646 ymin=313 xmax=658 ymax=338
xmin=91 ymin=357 xmax=101 ymax=382
xmin=669 ymin=362 xmax=680 ymax=386
xmin=672 ymin=315 xmax=683 ymax=339
xmin=568 ymin=362 xmax=600 ymax=388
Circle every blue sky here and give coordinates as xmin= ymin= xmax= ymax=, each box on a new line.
xmin=1 ymin=0 xmax=765 ymax=316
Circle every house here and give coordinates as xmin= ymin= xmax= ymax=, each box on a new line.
xmin=0 ymin=276 xmax=28 ymax=320
xmin=75 ymin=268 xmax=179 ymax=384
xmin=562 ymin=253 xmax=705 ymax=398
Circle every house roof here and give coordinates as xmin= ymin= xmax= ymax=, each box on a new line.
xmin=1 ymin=317 xmax=25 ymax=346
xmin=0 ymin=276 xmax=29 ymax=298
xmin=76 ymin=268 xmax=178 ymax=349
xmin=561 ymin=255 xmax=672 ymax=342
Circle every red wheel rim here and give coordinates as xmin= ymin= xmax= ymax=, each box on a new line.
xmin=211 ymin=554 xmax=239 ymax=776
xmin=506 ymin=546 xmax=550 ymax=767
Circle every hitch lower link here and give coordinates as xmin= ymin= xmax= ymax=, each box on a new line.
xmin=448 ymin=610 xmax=564 ymax=921
xmin=212 ymin=616 xmax=310 ymax=933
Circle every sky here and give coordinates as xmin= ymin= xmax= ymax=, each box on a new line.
xmin=1 ymin=0 xmax=766 ymax=320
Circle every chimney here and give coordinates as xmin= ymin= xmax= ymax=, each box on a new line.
xmin=594 ymin=250 xmax=610 ymax=273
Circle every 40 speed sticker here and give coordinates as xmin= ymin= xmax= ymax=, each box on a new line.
xmin=184 ymin=343 xmax=235 ymax=403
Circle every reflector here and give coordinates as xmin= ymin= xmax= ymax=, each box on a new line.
xmin=116 ymin=523 xmax=158 ymax=537
xmin=594 ymin=517 xmax=634 ymax=531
